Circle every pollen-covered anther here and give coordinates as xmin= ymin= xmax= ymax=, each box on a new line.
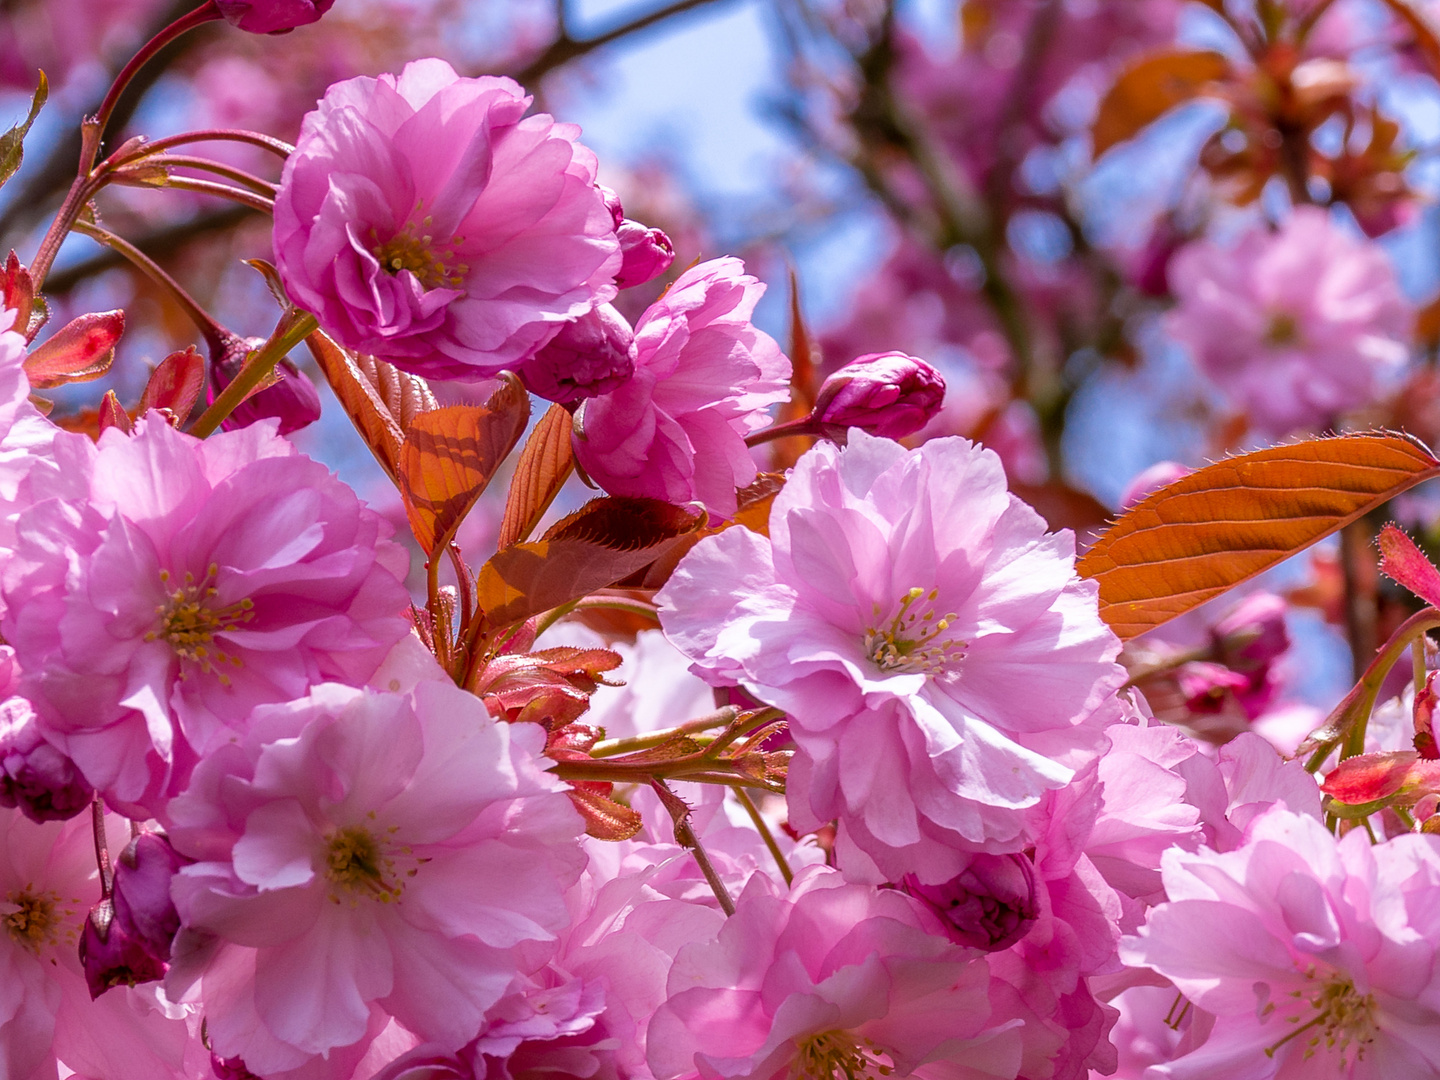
xmin=792 ymin=1031 xmax=895 ymax=1080
xmin=1264 ymin=971 xmax=1378 ymax=1066
xmin=864 ymin=586 xmax=966 ymax=676
xmin=370 ymin=214 xmax=469 ymax=291
xmin=3 ymin=886 xmax=65 ymax=951
xmin=145 ymin=564 xmax=254 ymax=681
xmin=324 ymin=825 xmax=407 ymax=905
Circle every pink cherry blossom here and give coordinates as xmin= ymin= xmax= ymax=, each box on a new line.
xmin=1166 ymin=208 xmax=1411 ymax=436
xmin=646 ymin=865 xmax=1024 ymax=1080
xmin=658 ymin=430 xmax=1125 ymax=882
xmin=164 ymin=680 xmax=585 ymax=1076
xmin=274 ymin=59 xmax=620 ymax=380
xmin=0 ymin=805 xmax=195 ymax=1080
xmin=1120 ymin=806 xmax=1440 ymax=1077
xmin=2 ymin=416 xmax=411 ymax=818
xmin=573 ymin=257 xmax=791 ymax=519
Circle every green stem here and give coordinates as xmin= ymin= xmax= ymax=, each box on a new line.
xmin=731 ymin=786 xmax=793 ymax=886
xmin=589 ymin=708 xmax=740 ymax=757
xmin=188 ymin=312 xmax=318 ymax=437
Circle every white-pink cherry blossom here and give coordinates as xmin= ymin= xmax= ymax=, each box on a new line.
xmin=657 ymin=430 xmax=1126 ymax=883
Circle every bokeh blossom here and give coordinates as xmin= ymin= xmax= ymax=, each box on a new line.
xmin=165 ymin=681 xmax=585 ymax=1075
xmin=658 ymin=430 xmax=1125 ymax=882
xmin=574 ymin=257 xmax=790 ymax=519
xmin=274 ymin=59 xmax=621 ymax=380
xmin=2 ymin=417 xmax=411 ymax=818
xmin=1166 ymin=208 xmax=1412 ymax=437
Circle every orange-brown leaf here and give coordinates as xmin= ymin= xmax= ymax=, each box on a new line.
xmin=475 ymin=497 xmax=705 ymax=629
xmin=498 ymin=403 xmax=574 ymax=549
xmin=1093 ymin=50 xmax=1231 ymax=158
xmin=637 ymin=472 xmax=784 ymax=591
xmin=137 ymin=347 xmax=205 ymax=424
xmin=305 ymin=331 xmax=438 ymax=483
xmin=565 ymin=787 xmax=644 ymax=842
xmin=399 ymin=377 xmax=530 ymax=556
xmin=25 ymin=310 xmax=123 ymax=388
xmin=1076 ymin=433 xmax=1440 ymax=640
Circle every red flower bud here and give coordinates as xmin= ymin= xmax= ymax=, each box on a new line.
xmin=615 ymin=220 xmax=675 ymax=289
xmin=209 ymin=334 xmax=322 ymax=435
xmin=215 ymin=0 xmax=335 ymax=34
xmin=518 ymin=304 xmax=635 ymax=404
xmin=812 ymin=352 xmax=945 ymax=439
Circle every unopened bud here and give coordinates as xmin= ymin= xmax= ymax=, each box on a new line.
xmin=112 ymin=833 xmax=184 ymax=961
xmin=215 ymin=0 xmax=335 ymax=34
xmin=210 ymin=334 xmax=322 ymax=435
xmin=615 ymin=220 xmax=675 ymax=289
xmin=78 ymin=897 xmax=167 ymax=999
xmin=519 ymin=304 xmax=635 ymax=404
xmin=901 ymin=853 xmax=1039 ymax=951
xmin=812 ymin=352 xmax=945 ymax=439
xmin=598 ymin=185 xmax=625 ymax=231
xmin=0 ymin=697 xmax=92 ymax=822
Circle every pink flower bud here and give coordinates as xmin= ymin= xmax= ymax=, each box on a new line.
xmin=215 ymin=0 xmax=335 ymax=33
xmin=615 ymin=220 xmax=675 ymax=289
xmin=518 ymin=304 xmax=635 ymax=404
xmin=0 ymin=697 xmax=92 ymax=822
xmin=78 ymin=897 xmax=168 ymax=999
xmin=900 ymin=853 xmax=1039 ymax=951
xmin=112 ymin=833 xmax=184 ymax=962
xmin=812 ymin=352 xmax=945 ymax=439
xmin=598 ymin=185 xmax=625 ymax=231
xmin=209 ymin=334 xmax=322 ymax=435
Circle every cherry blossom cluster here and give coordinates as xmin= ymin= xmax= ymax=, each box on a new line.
xmin=3 ymin=3 xmax=1440 ymax=1080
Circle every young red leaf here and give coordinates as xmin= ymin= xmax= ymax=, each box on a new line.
xmin=1323 ymin=750 xmax=1440 ymax=808
xmin=0 ymin=251 xmax=35 ymax=336
xmin=474 ymin=497 xmax=705 ymax=630
xmin=564 ymin=786 xmax=644 ymax=842
xmin=1092 ymin=49 xmax=1231 ymax=157
xmin=398 ymin=377 xmax=530 ymax=556
xmin=498 ymin=403 xmax=574 ymax=549
xmin=1378 ymin=523 xmax=1440 ymax=608
xmin=1077 ymin=433 xmax=1440 ymax=640
xmin=97 ymin=390 xmax=132 ymax=436
xmin=305 ymin=331 xmax=438 ymax=483
xmin=24 ymin=310 xmax=124 ymax=388
xmin=137 ymin=347 xmax=205 ymax=425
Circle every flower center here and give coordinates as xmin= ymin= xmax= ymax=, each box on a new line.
xmin=864 ymin=587 xmax=965 ymax=676
xmin=4 ymin=887 xmax=62 ymax=951
xmin=1263 ymin=311 xmax=1300 ymax=348
xmin=791 ymin=1031 xmax=894 ymax=1079
xmin=324 ymin=825 xmax=405 ymax=904
xmin=371 ymin=217 xmax=468 ymax=291
xmin=145 ymin=564 xmax=254 ymax=685
xmin=1263 ymin=972 xmax=1378 ymax=1066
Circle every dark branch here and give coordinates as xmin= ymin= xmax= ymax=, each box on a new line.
xmin=503 ymin=0 xmax=739 ymax=85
